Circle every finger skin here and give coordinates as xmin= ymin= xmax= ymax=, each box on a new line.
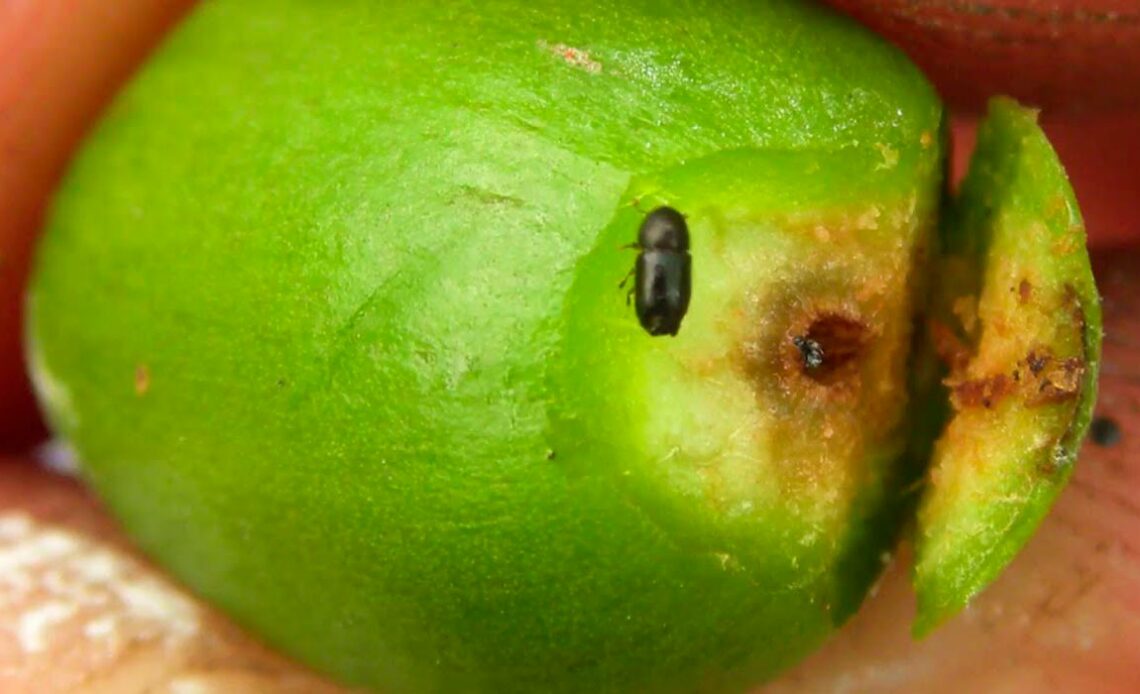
xmin=824 ymin=0 xmax=1140 ymax=113
xmin=766 ymin=249 xmax=1140 ymax=693
xmin=0 ymin=457 xmax=345 ymax=692
xmin=0 ymin=0 xmax=196 ymax=452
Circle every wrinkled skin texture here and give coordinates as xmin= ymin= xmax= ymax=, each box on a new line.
xmin=1 ymin=0 xmax=1139 ymax=692
xmin=0 ymin=459 xmax=340 ymax=693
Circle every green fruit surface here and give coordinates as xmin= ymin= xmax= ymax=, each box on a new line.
xmin=913 ymin=98 xmax=1102 ymax=635
xmin=27 ymin=0 xmax=984 ymax=691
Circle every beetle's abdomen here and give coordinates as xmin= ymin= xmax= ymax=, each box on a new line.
xmin=635 ymin=251 xmax=691 ymax=336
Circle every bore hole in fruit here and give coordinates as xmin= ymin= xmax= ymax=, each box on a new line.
xmin=793 ymin=314 xmax=870 ymax=385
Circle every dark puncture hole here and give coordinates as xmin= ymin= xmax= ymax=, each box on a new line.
xmin=1090 ymin=416 xmax=1122 ymax=447
xmin=794 ymin=314 xmax=870 ymax=384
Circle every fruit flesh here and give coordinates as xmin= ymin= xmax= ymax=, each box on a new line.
xmin=914 ymin=98 xmax=1102 ymax=635
xmin=555 ymin=145 xmax=942 ymax=624
xmin=29 ymin=0 xmax=946 ymax=691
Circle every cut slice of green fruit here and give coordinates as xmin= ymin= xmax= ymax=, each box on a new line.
xmin=913 ymin=97 xmax=1102 ymax=635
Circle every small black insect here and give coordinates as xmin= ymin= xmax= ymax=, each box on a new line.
xmin=620 ymin=206 xmax=691 ymax=337
xmin=793 ymin=336 xmax=825 ymax=371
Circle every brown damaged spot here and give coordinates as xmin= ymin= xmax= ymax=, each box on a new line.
xmin=1018 ymin=278 xmax=1033 ymax=304
xmin=737 ymin=302 xmax=877 ymax=408
xmin=947 ymin=346 xmax=1085 ymax=410
xmin=941 ymin=279 xmax=1089 ymax=411
xmin=949 ymin=373 xmax=1015 ymax=409
xmin=729 ymin=298 xmax=879 ymax=497
xmin=717 ymin=203 xmax=923 ymax=503
xmin=1027 ymin=353 xmax=1085 ymax=405
xmin=791 ymin=314 xmax=871 ymax=385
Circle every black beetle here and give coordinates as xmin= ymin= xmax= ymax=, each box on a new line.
xmin=793 ymin=335 xmax=825 ymax=371
xmin=621 ymin=206 xmax=691 ymax=337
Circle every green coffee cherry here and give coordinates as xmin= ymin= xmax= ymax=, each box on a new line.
xmin=26 ymin=1 xmax=1098 ymax=691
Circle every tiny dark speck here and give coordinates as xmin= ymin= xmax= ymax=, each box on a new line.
xmin=793 ymin=336 xmax=825 ymax=371
xmin=545 ymin=449 xmax=557 ymax=461
xmin=1090 ymin=416 xmax=1122 ymax=447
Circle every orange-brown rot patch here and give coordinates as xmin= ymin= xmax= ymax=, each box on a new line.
xmin=937 ymin=271 xmax=1089 ymax=412
xmin=949 ymin=373 xmax=1014 ymax=409
xmin=730 ymin=298 xmax=884 ymax=500
xmin=1026 ymin=352 xmax=1085 ymax=405
xmin=946 ymin=346 xmax=1085 ymax=410
xmin=920 ymin=130 xmax=934 ymax=149
xmin=940 ymin=278 xmax=1087 ymax=409
xmin=719 ymin=203 xmax=923 ymax=503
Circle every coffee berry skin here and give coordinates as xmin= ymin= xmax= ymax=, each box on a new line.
xmin=28 ymin=1 xmax=1098 ymax=691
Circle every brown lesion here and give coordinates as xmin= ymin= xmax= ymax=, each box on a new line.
xmin=728 ymin=294 xmax=887 ymax=499
xmin=1025 ymin=351 xmax=1085 ymax=406
xmin=1018 ymin=278 xmax=1033 ymax=304
xmin=949 ymin=372 xmax=1015 ymax=409
xmin=716 ymin=206 xmax=926 ymax=502
xmin=789 ymin=314 xmax=871 ymax=386
xmin=942 ymin=276 xmax=1088 ymax=410
xmin=948 ymin=347 xmax=1085 ymax=410
xmin=739 ymin=299 xmax=880 ymax=408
